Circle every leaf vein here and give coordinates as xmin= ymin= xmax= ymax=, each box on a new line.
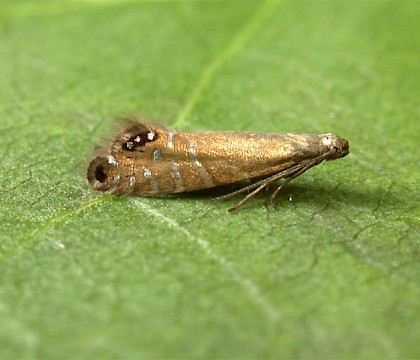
xmin=132 ymin=199 xmax=282 ymax=322
xmin=173 ymin=0 xmax=278 ymax=128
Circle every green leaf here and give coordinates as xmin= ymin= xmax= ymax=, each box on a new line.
xmin=1 ymin=1 xmax=419 ymax=358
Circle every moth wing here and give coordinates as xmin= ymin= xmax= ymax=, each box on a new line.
xmin=91 ymin=116 xmax=174 ymax=158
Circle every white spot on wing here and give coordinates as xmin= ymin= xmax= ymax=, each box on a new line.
xmin=153 ymin=149 xmax=162 ymax=161
xmin=188 ymin=141 xmax=214 ymax=187
xmin=107 ymin=155 xmax=118 ymax=166
xmin=143 ymin=167 xmax=158 ymax=192
xmin=167 ymin=131 xmax=175 ymax=149
xmin=189 ymin=141 xmax=197 ymax=157
xmin=169 ymin=160 xmax=183 ymax=190
xmin=144 ymin=168 xmax=152 ymax=177
xmin=126 ymin=141 xmax=134 ymax=149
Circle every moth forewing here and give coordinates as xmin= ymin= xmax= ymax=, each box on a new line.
xmin=87 ymin=117 xmax=349 ymax=211
xmin=169 ymin=131 xmax=330 ymax=182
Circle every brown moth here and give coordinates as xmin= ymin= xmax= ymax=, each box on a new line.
xmin=87 ymin=116 xmax=349 ymax=212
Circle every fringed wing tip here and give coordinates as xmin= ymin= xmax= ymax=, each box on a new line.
xmin=116 ymin=115 xmax=174 ymax=133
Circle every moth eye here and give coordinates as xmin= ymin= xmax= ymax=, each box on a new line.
xmin=123 ymin=131 xmax=158 ymax=151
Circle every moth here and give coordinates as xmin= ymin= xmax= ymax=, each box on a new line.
xmin=87 ymin=116 xmax=349 ymax=212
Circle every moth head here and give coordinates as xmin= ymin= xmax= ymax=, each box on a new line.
xmin=87 ymin=155 xmax=118 ymax=191
xmin=321 ymin=134 xmax=350 ymax=160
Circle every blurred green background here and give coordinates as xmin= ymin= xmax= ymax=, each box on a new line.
xmin=0 ymin=1 xmax=419 ymax=358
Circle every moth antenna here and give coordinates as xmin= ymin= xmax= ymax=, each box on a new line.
xmin=268 ymin=153 xmax=332 ymax=208
xmin=268 ymin=166 xmax=309 ymax=209
xmin=215 ymin=161 xmax=306 ymax=202
xmin=224 ymin=152 xmax=330 ymax=212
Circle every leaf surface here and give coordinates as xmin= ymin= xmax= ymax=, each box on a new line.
xmin=0 ymin=2 xmax=419 ymax=358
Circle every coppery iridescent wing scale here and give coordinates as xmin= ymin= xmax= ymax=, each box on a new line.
xmin=87 ymin=117 xmax=350 ymax=204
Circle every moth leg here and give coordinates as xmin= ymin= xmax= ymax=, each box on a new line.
xmin=216 ymin=162 xmax=305 ymax=202
xmin=215 ymin=178 xmax=271 ymax=201
xmin=219 ymin=155 xmax=327 ymax=212
xmin=228 ymin=183 xmax=270 ymax=213
xmin=268 ymin=169 xmax=304 ymax=208
xmin=269 ymin=159 xmax=319 ymax=208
